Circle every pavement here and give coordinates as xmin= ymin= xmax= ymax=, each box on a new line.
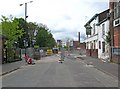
xmin=67 ymin=53 xmax=119 ymax=80
xmin=0 ymin=60 xmax=25 ymax=76
xmin=81 ymin=56 xmax=118 ymax=78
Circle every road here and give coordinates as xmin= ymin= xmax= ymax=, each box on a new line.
xmin=2 ymin=55 xmax=118 ymax=87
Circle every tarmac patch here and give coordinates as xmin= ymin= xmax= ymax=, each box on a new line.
xmin=84 ymin=64 xmax=94 ymax=68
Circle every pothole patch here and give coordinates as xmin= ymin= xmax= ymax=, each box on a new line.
xmin=84 ymin=64 xmax=94 ymax=67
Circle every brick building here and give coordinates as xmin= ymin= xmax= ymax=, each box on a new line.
xmin=72 ymin=32 xmax=85 ymax=50
xmin=73 ymin=32 xmax=81 ymax=49
xmin=109 ymin=0 xmax=120 ymax=63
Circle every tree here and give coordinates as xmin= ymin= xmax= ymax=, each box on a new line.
xmin=104 ymin=31 xmax=111 ymax=61
xmin=14 ymin=18 xmax=30 ymax=48
xmin=0 ymin=23 xmax=2 ymax=34
xmin=105 ymin=31 xmax=111 ymax=46
xmin=27 ymin=22 xmax=38 ymax=47
xmin=36 ymin=24 xmax=56 ymax=48
xmin=1 ymin=16 xmax=24 ymax=48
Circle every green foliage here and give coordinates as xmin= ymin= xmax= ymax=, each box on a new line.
xmin=1 ymin=15 xmax=56 ymax=48
xmin=27 ymin=22 xmax=38 ymax=47
xmin=36 ymin=25 xmax=56 ymax=47
xmin=1 ymin=16 xmax=24 ymax=48
xmin=104 ymin=31 xmax=111 ymax=46
xmin=0 ymin=23 xmax=2 ymax=34
xmin=14 ymin=18 xmax=28 ymax=48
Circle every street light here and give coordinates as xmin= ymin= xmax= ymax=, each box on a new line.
xmin=20 ymin=1 xmax=33 ymax=56
xmin=20 ymin=1 xmax=33 ymax=21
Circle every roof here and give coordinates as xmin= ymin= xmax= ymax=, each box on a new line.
xmin=84 ymin=9 xmax=110 ymax=27
xmin=97 ymin=9 xmax=110 ymax=25
xmin=84 ymin=14 xmax=98 ymax=27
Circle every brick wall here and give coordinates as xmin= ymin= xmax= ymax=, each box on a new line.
xmin=80 ymin=43 xmax=86 ymax=49
xmin=109 ymin=1 xmax=120 ymax=63
xmin=73 ymin=41 xmax=80 ymax=49
xmin=113 ymin=26 xmax=120 ymax=47
xmin=112 ymin=26 xmax=120 ymax=63
xmin=86 ymin=49 xmax=98 ymax=58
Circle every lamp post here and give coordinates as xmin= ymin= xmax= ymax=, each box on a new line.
xmin=20 ymin=1 xmax=33 ymax=21
xmin=20 ymin=1 xmax=33 ymax=56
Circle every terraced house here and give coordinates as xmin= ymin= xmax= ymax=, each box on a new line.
xmin=84 ymin=9 xmax=110 ymax=60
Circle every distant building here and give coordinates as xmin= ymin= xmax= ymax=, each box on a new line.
xmin=73 ymin=41 xmax=80 ymax=49
xmin=73 ymin=32 xmax=86 ymax=50
xmin=84 ymin=9 xmax=110 ymax=59
xmin=62 ymin=41 xmax=66 ymax=47
xmin=73 ymin=32 xmax=80 ymax=49
xmin=57 ymin=40 xmax=62 ymax=47
xmin=109 ymin=0 xmax=120 ymax=63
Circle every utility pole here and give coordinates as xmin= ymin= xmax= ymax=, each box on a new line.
xmin=20 ymin=1 xmax=33 ymax=55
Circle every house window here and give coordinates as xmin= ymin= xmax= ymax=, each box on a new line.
xmin=86 ymin=42 xmax=88 ymax=49
xmin=114 ymin=2 xmax=119 ymax=19
xmin=93 ymin=23 xmax=95 ymax=35
xmin=94 ymin=40 xmax=96 ymax=49
xmin=102 ymin=24 xmax=105 ymax=36
xmin=90 ymin=41 xmax=92 ymax=49
xmin=102 ymin=42 xmax=105 ymax=53
xmin=91 ymin=43 xmax=94 ymax=49
xmin=99 ymin=41 xmax=101 ymax=49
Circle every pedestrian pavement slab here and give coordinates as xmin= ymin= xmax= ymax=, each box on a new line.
xmin=0 ymin=60 xmax=25 ymax=76
xmin=76 ymin=56 xmax=119 ymax=80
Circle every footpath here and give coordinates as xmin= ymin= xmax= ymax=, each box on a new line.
xmin=0 ymin=60 xmax=25 ymax=76
xmin=69 ymin=53 xmax=119 ymax=80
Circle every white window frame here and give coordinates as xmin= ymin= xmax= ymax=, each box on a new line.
xmin=93 ymin=23 xmax=95 ymax=35
xmin=114 ymin=2 xmax=119 ymax=19
xmin=102 ymin=24 xmax=105 ymax=37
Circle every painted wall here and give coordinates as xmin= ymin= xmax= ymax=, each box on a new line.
xmin=98 ymin=20 xmax=110 ymax=59
xmin=85 ymin=17 xmax=99 ymax=58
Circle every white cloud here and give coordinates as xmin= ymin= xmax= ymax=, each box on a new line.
xmin=0 ymin=0 xmax=109 ymax=42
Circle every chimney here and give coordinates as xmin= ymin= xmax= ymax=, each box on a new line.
xmin=78 ymin=32 xmax=80 ymax=43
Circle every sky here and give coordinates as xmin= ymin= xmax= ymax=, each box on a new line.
xmin=0 ymin=0 xmax=109 ymax=42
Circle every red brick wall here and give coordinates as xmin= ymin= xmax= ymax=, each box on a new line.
xmin=113 ymin=26 xmax=120 ymax=64
xmin=86 ymin=49 xmax=98 ymax=58
xmin=113 ymin=26 xmax=120 ymax=47
xmin=109 ymin=1 xmax=120 ymax=63
xmin=80 ymin=43 xmax=86 ymax=49
xmin=73 ymin=41 xmax=80 ymax=48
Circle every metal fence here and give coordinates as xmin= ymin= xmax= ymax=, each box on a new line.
xmin=2 ymin=48 xmax=22 ymax=64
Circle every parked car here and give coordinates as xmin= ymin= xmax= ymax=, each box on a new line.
xmin=52 ymin=48 xmax=58 ymax=54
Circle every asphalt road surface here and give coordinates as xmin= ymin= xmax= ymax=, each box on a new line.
xmin=2 ymin=55 xmax=118 ymax=87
